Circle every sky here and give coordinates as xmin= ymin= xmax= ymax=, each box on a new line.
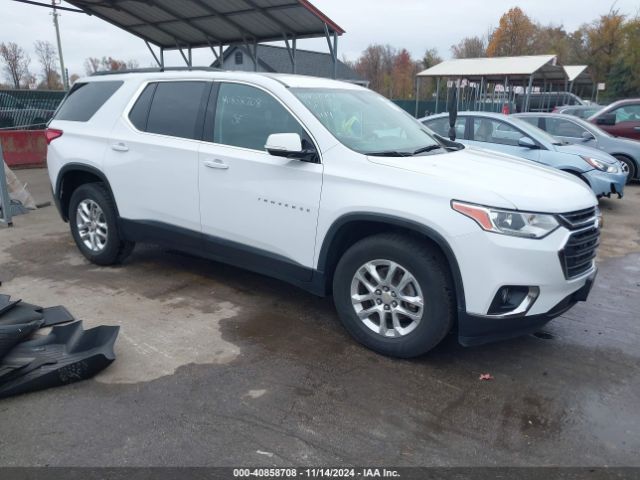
xmin=1 ymin=0 xmax=639 ymax=80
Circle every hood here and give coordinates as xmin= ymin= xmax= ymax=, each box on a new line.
xmin=554 ymin=142 xmax=618 ymax=164
xmin=367 ymin=147 xmax=596 ymax=213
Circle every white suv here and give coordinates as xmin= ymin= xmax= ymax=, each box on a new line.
xmin=46 ymin=70 xmax=599 ymax=357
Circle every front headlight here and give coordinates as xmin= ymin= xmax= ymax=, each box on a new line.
xmin=581 ymin=155 xmax=619 ymax=173
xmin=452 ymin=201 xmax=559 ymax=239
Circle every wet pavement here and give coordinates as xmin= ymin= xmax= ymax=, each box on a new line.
xmin=0 ymin=169 xmax=639 ymax=466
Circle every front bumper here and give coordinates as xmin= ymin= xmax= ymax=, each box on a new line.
xmin=458 ymin=269 xmax=596 ymax=346
xmin=584 ymin=169 xmax=626 ymax=198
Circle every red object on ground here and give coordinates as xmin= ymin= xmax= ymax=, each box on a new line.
xmin=479 ymin=373 xmax=494 ymax=381
xmin=0 ymin=130 xmax=47 ymax=168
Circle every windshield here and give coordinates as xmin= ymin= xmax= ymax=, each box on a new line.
xmin=291 ymin=88 xmax=442 ymax=156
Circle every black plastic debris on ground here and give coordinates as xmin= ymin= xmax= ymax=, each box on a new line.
xmin=0 ymin=294 xmax=119 ymax=399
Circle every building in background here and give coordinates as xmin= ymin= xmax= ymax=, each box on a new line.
xmin=213 ymin=45 xmax=367 ymax=86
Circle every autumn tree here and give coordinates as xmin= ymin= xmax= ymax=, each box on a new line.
xmin=451 ymin=36 xmax=486 ymax=58
xmin=393 ymin=49 xmax=415 ymax=99
xmin=84 ymin=56 xmax=139 ymax=75
xmin=0 ymin=42 xmax=31 ymax=88
xmin=486 ymin=7 xmax=536 ymax=56
xmin=34 ymin=40 xmax=62 ymax=90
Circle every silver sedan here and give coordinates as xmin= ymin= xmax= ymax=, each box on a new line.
xmin=514 ymin=112 xmax=640 ymax=182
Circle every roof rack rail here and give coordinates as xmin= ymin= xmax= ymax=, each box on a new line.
xmin=91 ymin=66 xmax=224 ymax=76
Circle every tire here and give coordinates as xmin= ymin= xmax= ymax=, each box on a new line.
xmin=333 ymin=233 xmax=455 ymax=358
xmin=68 ymin=183 xmax=134 ymax=265
xmin=613 ymin=155 xmax=636 ymax=183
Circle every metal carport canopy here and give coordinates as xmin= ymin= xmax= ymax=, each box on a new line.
xmin=416 ymin=55 xmax=565 ymax=82
xmin=64 ymin=0 xmax=344 ymax=47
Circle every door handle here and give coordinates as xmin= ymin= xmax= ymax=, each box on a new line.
xmin=633 ymin=126 xmax=640 ymax=131
xmin=204 ymin=159 xmax=229 ymax=170
xmin=111 ymin=142 xmax=129 ymax=152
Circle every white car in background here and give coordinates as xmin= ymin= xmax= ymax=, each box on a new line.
xmin=46 ymin=70 xmax=599 ymax=357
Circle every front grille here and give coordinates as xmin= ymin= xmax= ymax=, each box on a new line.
xmin=558 ymin=207 xmax=598 ymax=229
xmin=559 ymin=225 xmax=599 ymax=279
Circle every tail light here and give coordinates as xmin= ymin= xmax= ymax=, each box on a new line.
xmin=45 ymin=128 xmax=63 ymax=144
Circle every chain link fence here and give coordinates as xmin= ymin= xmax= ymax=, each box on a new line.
xmin=0 ymin=89 xmax=66 ymax=130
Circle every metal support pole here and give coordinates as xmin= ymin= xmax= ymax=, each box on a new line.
xmin=146 ymin=41 xmax=161 ymax=68
xmin=160 ymin=48 xmax=164 ymax=70
xmin=51 ymin=1 xmax=68 ymax=89
xmin=253 ymin=42 xmax=258 ymax=72
xmin=332 ymin=32 xmax=338 ymax=79
xmin=445 ymin=78 xmax=450 ymax=113
xmin=0 ymin=148 xmax=13 ymax=227
xmin=479 ymin=77 xmax=485 ymax=111
xmin=292 ymin=37 xmax=297 ymax=74
xmin=524 ymin=75 xmax=534 ymax=112
xmin=435 ymin=77 xmax=441 ymax=114
xmin=504 ymin=76 xmax=509 ymax=112
xmin=414 ymin=76 xmax=420 ymax=117
xmin=188 ymin=47 xmax=192 ymax=68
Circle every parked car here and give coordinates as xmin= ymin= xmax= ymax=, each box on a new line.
xmin=515 ymin=91 xmax=584 ymax=113
xmin=553 ymin=105 xmax=602 ymax=119
xmin=515 ymin=112 xmax=640 ymax=182
xmin=588 ymin=98 xmax=640 ymax=141
xmin=0 ymin=91 xmax=55 ymax=129
xmin=421 ymin=112 xmax=626 ymax=198
xmin=47 ymin=70 xmax=600 ymax=358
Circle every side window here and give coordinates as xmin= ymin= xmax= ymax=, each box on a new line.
xmin=213 ymin=83 xmax=308 ymax=151
xmin=424 ymin=117 xmax=465 ymax=138
xmin=128 ymin=83 xmax=157 ymax=131
xmin=146 ymin=81 xmax=209 ymax=140
xmin=53 ymin=81 xmax=123 ymax=122
xmin=613 ymin=105 xmax=640 ymax=124
xmin=545 ymin=118 xmax=586 ymax=138
xmin=472 ymin=118 xmax=521 ymax=146
xmin=519 ymin=116 xmax=539 ymax=128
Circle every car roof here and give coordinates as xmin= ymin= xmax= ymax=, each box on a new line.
xmin=421 ymin=111 xmax=511 ymax=121
xmin=76 ymin=69 xmax=365 ymax=91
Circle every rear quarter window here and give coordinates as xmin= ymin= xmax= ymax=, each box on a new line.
xmin=53 ymin=81 xmax=123 ymax=122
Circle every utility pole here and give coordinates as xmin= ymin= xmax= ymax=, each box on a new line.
xmin=51 ymin=0 xmax=68 ymax=90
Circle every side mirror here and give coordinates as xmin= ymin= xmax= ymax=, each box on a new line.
xmin=265 ymin=133 xmax=317 ymax=162
xmin=581 ymin=131 xmax=595 ymax=141
xmin=596 ymin=113 xmax=616 ymax=126
xmin=518 ymin=136 xmax=537 ymax=149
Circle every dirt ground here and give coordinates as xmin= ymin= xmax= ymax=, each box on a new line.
xmin=0 ymin=168 xmax=638 ymax=467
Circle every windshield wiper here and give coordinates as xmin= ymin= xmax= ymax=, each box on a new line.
xmin=412 ymin=145 xmax=444 ymax=155
xmin=366 ymin=150 xmax=413 ymax=157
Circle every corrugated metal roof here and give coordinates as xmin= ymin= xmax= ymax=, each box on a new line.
xmin=417 ymin=55 xmax=561 ymax=79
xmin=65 ymin=0 xmax=344 ymax=49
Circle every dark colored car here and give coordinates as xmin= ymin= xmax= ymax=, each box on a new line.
xmin=0 ymin=92 xmax=55 ymax=129
xmin=554 ymin=105 xmax=602 ymax=119
xmin=589 ymin=99 xmax=640 ymax=141
xmin=515 ymin=91 xmax=584 ymax=113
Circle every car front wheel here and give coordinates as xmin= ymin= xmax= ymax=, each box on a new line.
xmin=68 ymin=183 xmax=134 ymax=265
xmin=333 ymin=233 xmax=455 ymax=358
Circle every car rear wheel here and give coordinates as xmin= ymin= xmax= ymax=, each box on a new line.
xmin=613 ymin=155 xmax=636 ymax=183
xmin=333 ymin=233 xmax=455 ymax=358
xmin=69 ymin=183 xmax=134 ymax=265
